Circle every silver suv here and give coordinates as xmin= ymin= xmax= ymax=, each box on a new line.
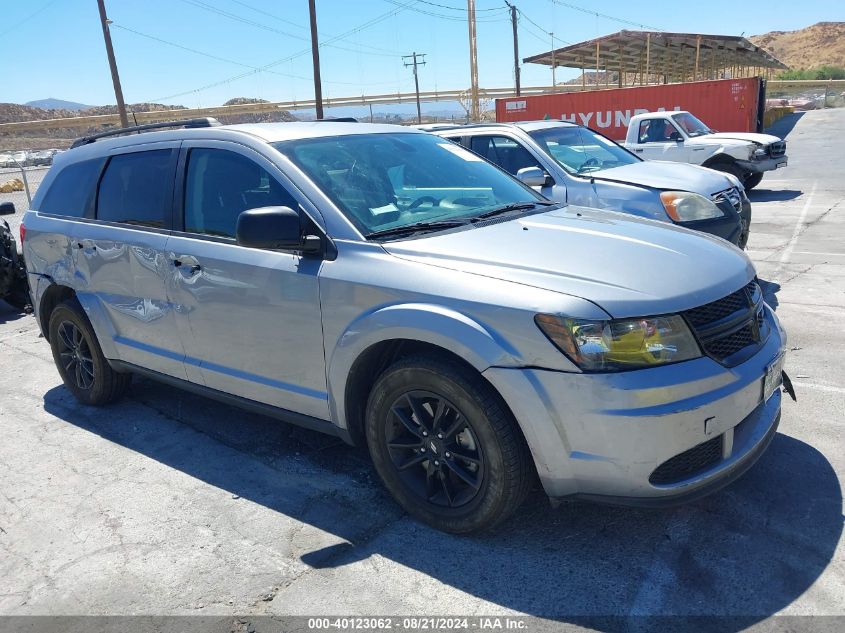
xmin=22 ymin=119 xmax=789 ymax=533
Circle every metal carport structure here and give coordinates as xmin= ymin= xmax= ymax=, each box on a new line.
xmin=523 ymin=30 xmax=788 ymax=89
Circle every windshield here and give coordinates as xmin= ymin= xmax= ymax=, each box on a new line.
xmin=671 ymin=112 xmax=713 ymax=137
xmin=273 ymin=133 xmax=545 ymax=237
xmin=527 ymin=126 xmax=639 ymax=174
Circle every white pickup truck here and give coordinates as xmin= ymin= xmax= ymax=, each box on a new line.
xmin=623 ymin=111 xmax=788 ymax=190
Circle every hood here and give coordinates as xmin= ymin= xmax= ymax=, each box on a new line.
xmin=383 ymin=207 xmax=755 ymax=319
xmin=700 ymin=131 xmax=781 ymax=146
xmin=590 ymin=160 xmax=735 ymax=195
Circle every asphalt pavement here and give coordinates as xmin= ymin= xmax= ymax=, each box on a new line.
xmin=0 ymin=110 xmax=842 ymax=627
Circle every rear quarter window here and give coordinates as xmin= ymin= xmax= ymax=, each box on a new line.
xmin=38 ymin=157 xmax=105 ymax=217
xmin=97 ymin=149 xmax=174 ymax=228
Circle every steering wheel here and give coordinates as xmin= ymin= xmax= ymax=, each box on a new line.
xmin=408 ymin=195 xmax=440 ymax=211
xmin=581 ymin=157 xmax=601 ymax=170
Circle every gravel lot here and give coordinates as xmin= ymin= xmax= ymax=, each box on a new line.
xmin=0 ymin=110 xmax=842 ymax=626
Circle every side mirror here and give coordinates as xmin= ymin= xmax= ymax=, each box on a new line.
xmin=236 ymin=206 xmax=321 ymax=254
xmin=0 ymin=202 xmax=15 ymax=216
xmin=671 ymin=133 xmax=683 ymax=142
xmin=517 ymin=166 xmax=552 ymax=188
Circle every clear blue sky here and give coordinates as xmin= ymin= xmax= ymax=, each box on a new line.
xmin=1 ymin=0 xmax=840 ymax=108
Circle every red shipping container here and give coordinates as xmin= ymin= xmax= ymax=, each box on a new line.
xmin=495 ymin=78 xmax=765 ymax=141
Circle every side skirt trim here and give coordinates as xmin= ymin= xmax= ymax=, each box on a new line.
xmin=109 ymin=359 xmax=354 ymax=445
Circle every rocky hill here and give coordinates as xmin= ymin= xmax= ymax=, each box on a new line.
xmin=0 ymin=99 xmax=299 ymax=149
xmin=750 ymin=22 xmax=845 ymax=69
xmin=216 ymin=98 xmax=298 ymax=124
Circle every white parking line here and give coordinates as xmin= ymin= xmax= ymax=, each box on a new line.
xmin=774 ymin=181 xmax=817 ymax=282
xmin=792 ymin=382 xmax=845 ymax=396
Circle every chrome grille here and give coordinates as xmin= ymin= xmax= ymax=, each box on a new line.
xmin=684 ymin=280 xmax=766 ymax=365
xmin=712 ymin=187 xmax=743 ymax=213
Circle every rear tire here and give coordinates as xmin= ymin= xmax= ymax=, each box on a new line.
xmin=48 ymin=299 xmax=130 ymax=406
xmin=365 ymin=355 xmax=533 ymax=533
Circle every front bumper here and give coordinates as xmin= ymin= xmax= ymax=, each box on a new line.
xmin=679 ymin=213 xmax=744 ymax=247
xmin=483 ymin=305 xmax=786 ymax=503
xmin=738 ymin=155 xmax=788 ymax=174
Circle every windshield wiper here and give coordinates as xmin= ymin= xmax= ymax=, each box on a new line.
xmin=365 ymin=219 xmax=469 ymax=240
xmin=471 ymin=201 xmax=555 ymax=222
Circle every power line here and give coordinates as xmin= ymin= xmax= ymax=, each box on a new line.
xmin=547 ymin=0 xmax=661 ymax=31
xmin=225 ymin=0 xmax=401 ymax=55
xmin=414 ymin=0 xmax=507 ymax=11
xmin=517 ymin=7 xmax=571 ymax=45
xmin=0 ymin=0 xmax=60 ymax=37
xmin=150 ymin=1 xmax=420 ymax=102
xmin=179 ymin=0 xmax=398 ymax=57
xmin=383 ymin=0 xmax=509 ymax=22
xmin=111 ymin=23 xmax=407 ymax=87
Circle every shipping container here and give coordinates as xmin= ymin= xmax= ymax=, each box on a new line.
xmin=496 ymin=78 xmax=766 ymax=140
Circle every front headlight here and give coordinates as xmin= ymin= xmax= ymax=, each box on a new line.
xmin=660 ymin=191 xmax=724 ymax=222
xmin=535 ymin=314 xmax=701 ymax=372
xmin=753 ymin=147 xmax=768 ymax=158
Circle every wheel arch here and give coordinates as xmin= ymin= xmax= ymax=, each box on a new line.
xmin=702 ymin=152 xmax=738 ymax=169
xmin=38 ymin=283 xmax=76 ymax=342
xmin=328 ymin=303 xmax=522 ymax=446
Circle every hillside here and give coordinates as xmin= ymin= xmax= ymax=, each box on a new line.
xmin=0 ymin=99 xmax=299 ymax=149
xmin=25 ymin=98 xmax=91 ymax=111
xmin=750 ymin=22 xmax=845 ymax=69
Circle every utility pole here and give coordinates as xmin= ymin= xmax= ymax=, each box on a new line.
xmin=96 ymin=0 xmax=129 ymax=128
xmin=403 ymin=52 xmax=426 ymax=124
xmin=550 ymin=32 xmax=557 ymax=91
xmin=467 ymin=0 xmax=480 ymax=121
xmin=505 ymin=1 xmax=520 ymax=96
xmin=308 ymin=0 xmax=324 ymax=120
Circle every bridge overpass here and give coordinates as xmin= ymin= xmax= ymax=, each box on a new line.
xmin=1 ymin=80 xmax=841 ymax=135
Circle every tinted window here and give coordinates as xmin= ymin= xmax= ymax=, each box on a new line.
xmin=97 ymin=149 xmax=173 ymax=228
xmin=469 ymin=135 xmax=542 ymax=175
xmin=184 ymin=148 xmax=298 ymax=238
xmin=39 ymin=158 xmax=105 ymax=217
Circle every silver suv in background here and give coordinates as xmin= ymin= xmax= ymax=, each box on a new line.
xmin=428 ymin=121 xmax=752 ymax=248
xmin=22 ymin=119 xmax=789 ymax=533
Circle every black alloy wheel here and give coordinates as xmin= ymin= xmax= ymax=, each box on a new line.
xmin=55 ymin=320 xmax=95 ymax=390
xmin=385 ymin=390 xmax=484 ymax=509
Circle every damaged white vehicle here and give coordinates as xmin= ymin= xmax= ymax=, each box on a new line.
xmin=623 ymin=111 xmax=788 ymax=190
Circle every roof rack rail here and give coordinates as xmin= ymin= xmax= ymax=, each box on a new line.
xmin=70 ymin=117 xmax=222 ymax=149
xmin=316 ymin=117 xmax=358 ymax=122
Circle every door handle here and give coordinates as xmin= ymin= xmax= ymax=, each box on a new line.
xmin=174 ymin=255 xmax=201 ymax=273
xmin=634 ymin=149 xmax=643 ymax=153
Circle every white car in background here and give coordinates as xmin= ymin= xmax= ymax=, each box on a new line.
xmin=623 ymin=111 xmax=788 ymax=190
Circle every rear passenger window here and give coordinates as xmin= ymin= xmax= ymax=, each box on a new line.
xmin=469 ymin=135 xmax=542 ymax=175
xmin=38 ymin=158 xmax=105 ymax=217
xmin=183 ymin=148 xmax=298 ymax=239
xmin=97 ymin=150 xmax=173 ymax=228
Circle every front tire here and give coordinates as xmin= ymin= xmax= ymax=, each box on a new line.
xmin=365 ymin=355 xmax=533 ymax=533
xmin=48 ymin=299 xmax=130 ymax=405
xmin=743 ymin=172 xmax=764 ymax=190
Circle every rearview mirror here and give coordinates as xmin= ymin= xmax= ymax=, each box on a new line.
xmin=0 ymin=202 xmax=15 ymax=216
xmin=517 ymin=166 xmax=552 ymax=188
xmin=236 ymin=206 xmax=321 ymax=254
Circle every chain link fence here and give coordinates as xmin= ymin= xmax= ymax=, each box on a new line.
xmin=0 ymin=153 xmax=53 ymax=242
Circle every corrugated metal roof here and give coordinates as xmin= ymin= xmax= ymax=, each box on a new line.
xmin=523 ymin=30 xmax=788 ymax=81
